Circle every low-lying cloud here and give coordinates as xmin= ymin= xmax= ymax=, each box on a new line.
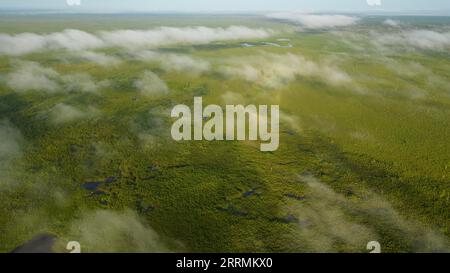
xmin=375 ymin=30 xmax=450 ymax=51
xmin=0 ymin=120 xmax=24 ymax=188
xmin=381 ymin=57 xmax=450 ymax=97
xmin=75 ymin=51 xmax=122 ymax=67
xmin=0 ymin=29 xmax=104 ymax=56
xmin=6 ymin=62 xmax=60 ymax=92
xmin=0 ymin=26 xmax=272 ymax=56
xmin=134 ymin=71 xmax=169 ymax=96
xmin=160 ymin=54 xmax=210 ymax=74
xmin=68 ymin=209 xmax=176 ymax=252
xmin=6 ymin=61 xmax=107 ymax=93
xmin=220 ymin=52 xmax=352 ymax=88
xmin=0 ymin=119 xmax=23 ymax=164
xmin=267 ymin=13 xmax=359 ymax=29
xmin=50 ymin=103 xmax=100 ymax=124
xmin=289 ymin=175 xmax=376 ymax=252
xmin=288 ymin=175 xmax=450 ymax=252
xmin=383 ymin=19 xmax=401 ymax=27
xmin=61 ymin=73 xmax=107 ymax=93
xmin=132 ymin=50 xmax=210 ymax=74
xmin=100 ymin=26 xmax=271 ymax=49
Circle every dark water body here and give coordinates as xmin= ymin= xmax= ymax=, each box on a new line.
xmin=93 ymin=189 xmax=107 ymax=195
xmin=104 ymin=176 xmax=117 ymax=183
xmin=216 ymin=206 xmax=248 ymax=217
xmin=11 ymin=234 xmax=56 ymax=253
xmin=284 ymin=193 xmax=306 ymax=201
xmin=82 ymin=176 xmax=118 ymax=191
xmin=82 ymin=181 xmax=102 ymax=191
xmin=243 ymin=189 xmax=257 ymax=197
xmin=241 ymin=40 xmax=293 ymax=48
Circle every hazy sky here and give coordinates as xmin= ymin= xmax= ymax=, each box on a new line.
xmin=1 ymin=0 xmax=450 ymax=12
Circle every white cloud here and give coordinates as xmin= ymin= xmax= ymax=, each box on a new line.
xmin=134 ymin=71 xmax=169 ymax=96
xmin=383 ymin=58 xmax=431 ymax=77
xmin=221 ymin=91 xmax=246 ymax=105
xmin=375 ymin=30 xmax=450 ymax=51
xmin=6 ymin=62 xmax=60 ymax=92
xmin=381 ymin=57 xmax=450 ymax=97
xmin=161 ymin=54 xmax=210 ymax=74
xmin=50 ymin=103 xmax=100 ymax=124
xmin=280 ymin=111 xmax=303 ymax=133
xmin=131 ymin=50 xmax=161 ymax=61
xmin=0 ymin=33 xmax=47 ymax=56
xmin=75 ymin=51 xmax=121 ymax=67
xmin=100 ymin=26 xmax=271 ymax=49
xmin=60 ymin=73 xmax=107 ymax=93
xmin=0 ymin=26 xmax=272 ymax=56
xmin=383 ymin=19 xmax=401 ymax=27
xmin=288 ymin=175 xmax=450 ymax=252
xmin=0 ymin=120 xmax=23 ymax=163
xmin=267 ymin=13 xmax=359 ymax=29
xmin=220 ymin=52 xmax=352 ymax=88
xmin=0 ymin=29 xmax=104 ymax=56
xmin=132 ymin=50 xmax=210 ymax=74
xmin=69 ymin=209 xmax=175 ymax=252
xmin=6 ymin=61 xmax=107 ymax=93
xmin=290 ymin=175 xmax=376 ymax=251
xmin=46 ymin=29 xmax=105 ymax=51
xmin=0 ymin=120 xmax=23 ymax=187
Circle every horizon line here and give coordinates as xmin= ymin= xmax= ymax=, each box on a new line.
xmin=0 ymin=9 xmax=450 ymax=17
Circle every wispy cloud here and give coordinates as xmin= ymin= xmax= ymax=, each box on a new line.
xmin=0 ymin=119 xmax=23 ymax=164
xmin=132 ymin=51 xmax=210 ymax=74
xmin=290 ymin=175 xmax=375 ymax=251
xmin=6 ymin=61 xmax=107 ymax=93
xmin=101 ymin=26 xmax=272 ymax=49
xmin=75 ymin=51 xmax=122 ymax=67
xmin=220 ymin=52 xmax=352 ymax=88
xmin=50 ymin=103 xmax=100 ymax=124
xmin=267 ymin=13 xmax=359 ymax=29
xmin=68 ymin=209 xmax=177 ymax=252
xmin=0 ymin=119 xmax=24 ymax=188
xmin=0 ymin=29 xmax=104 ymax=56
xmin=159 ymin=54 xmax=210 ymax=74
xmin=375 ymin=30 xmax=450 ymax=51
xmin=0 ymin=26 xmax=273 ymax=56
xmin=288 ymin=175 xmax=450 ymax=252
xmin=134 ymin=71 xmax=169 ymax=96
xmin=383 ymin=19 xmax=401 ymax=27
xmin=6 ymin=61 xmax=60 ymax=92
